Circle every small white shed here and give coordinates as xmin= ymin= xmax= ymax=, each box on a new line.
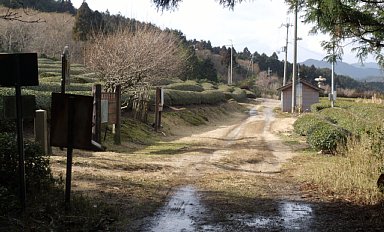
xmin=277 ymin=79 xmax=323 ymax=112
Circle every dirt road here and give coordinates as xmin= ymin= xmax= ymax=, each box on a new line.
xmin=142 ymin=99 xmax=384 ymax=232
xmin=51 ymin=98 xmax=383 ymax=231
xmin=144 ymin=99 xmax=311 ymax=231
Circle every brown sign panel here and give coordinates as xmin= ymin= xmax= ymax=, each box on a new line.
xmin=50 ymin=93 xmax=94 ymax=150
xmin=2 ymin=95 xmax=36 ymax=119
xmin=0 ymin=53 xmax=38 ymax=87
xmin=101 ymin=92 xmax=117 ymax=124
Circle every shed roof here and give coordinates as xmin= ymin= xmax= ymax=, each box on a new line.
xmin=277 ymin=79 xmax=323 ymax=92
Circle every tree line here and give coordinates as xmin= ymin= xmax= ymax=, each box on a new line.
xmin=0 ymin=0 xmax=76 ymax=15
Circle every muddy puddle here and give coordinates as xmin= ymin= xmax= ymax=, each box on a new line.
xmin=232 ymin=201 xmax=313 ymax=231
xmin=145 ymin=186 xmax=314 ymax=231
xmin=145 ymin=186 xmax=205 ymax=232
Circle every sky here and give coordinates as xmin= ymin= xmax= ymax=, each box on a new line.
xmin=71 ymin=0 xmax=375 ymax=64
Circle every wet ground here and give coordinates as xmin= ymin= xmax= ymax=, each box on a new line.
xmin=141 ymin=99 xmax=315 ymax=231
xmin=145 ymin=186 xmax=315 ymax=232
xmin=141 ymin=99 xmax=384 ymax=231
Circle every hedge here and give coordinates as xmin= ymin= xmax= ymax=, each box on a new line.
xmin=293 ymin=114 xmax=325 ymax=136
xmin=306 ymin=121 xmax=350 ymax=153
xmin=162 ymin=89 xmax=226 ymax=106
xmin=165 ymin=81 xmax=204 ymax=92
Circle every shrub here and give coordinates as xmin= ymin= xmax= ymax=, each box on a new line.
xmin=162 ymin=89 xmax=226 ymax=106
xmin=318 ymin=107 xmax=365 ymax=134
xmin=165 ymin=81 xmax=204 ymax=92
xmin=293 ymin=114 xmax=325 ymax=136
xmin=227 ymin=88 xmax=247 ymax=102
xmin=200 ymin=90 xmax=226 ymax=104
xmin=310 ymin=102 xmax=329 ymax=112
xmin=0 ymin=133 xmax=54 ymax=195
xmin=306 ymin=121 xmax=350 ymax=153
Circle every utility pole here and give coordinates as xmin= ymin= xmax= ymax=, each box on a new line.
xmin=226 ymin=40 xmax=233 ymax=85
xmin=251 ymin=54 xmax=254 ymax=74
xmin=281 ymin=21 xmax=292 ymax=86
xmin=292 ymin=2 xmax=298 ymax=114
xmin=331 ymin=41 xmax=335 ymax=108
xmin=230 ymin=42 xmax=233 ymax=85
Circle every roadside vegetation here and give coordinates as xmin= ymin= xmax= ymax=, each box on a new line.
xmin=290 ymin=98 xmax=384 ymax=205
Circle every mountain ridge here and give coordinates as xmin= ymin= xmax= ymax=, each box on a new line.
xmin=300 ymin=59 xmax=384 ymax=82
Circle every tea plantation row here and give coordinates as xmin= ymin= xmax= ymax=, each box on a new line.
xmin=294 ymin=99 xmax=384 ymax=154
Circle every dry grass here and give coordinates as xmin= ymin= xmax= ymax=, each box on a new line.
xmin=291 ymin=136 xmax=384 ymax=205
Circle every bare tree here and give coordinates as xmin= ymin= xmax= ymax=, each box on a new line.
xmin=86 ymin=26 xmax=188 ymax=92
xmin=0 ymin=7 xmax=83 ymax=62
xmin=0 ymin=6 xmax=43 ymax=23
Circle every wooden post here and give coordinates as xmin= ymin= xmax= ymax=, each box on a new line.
xmin=61 ymin=46 xmax=69 ymax=94
xmin=92 ymin=84 xmax=101 ymax=143
xmin=15 ymin=84 xmax=26 ymax=211
xmin=35 ymin=110 xmax=48 ymax=155
xmin=154 ymin=87 xmax=161 ymax=132
xmin=114 ymin=85 xmax=121 ymax=145
xmin=65 ymin=96 xmax=75 ymax=211
xmin=14 ymin=56 xmax=26 ymax=211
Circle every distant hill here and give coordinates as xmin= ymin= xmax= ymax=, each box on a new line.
xmin=301 ymin=59 xmax=384 ymax=82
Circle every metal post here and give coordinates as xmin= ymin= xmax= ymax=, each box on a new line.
xmin=65 ymin=96 xmax=75 ymax=211
xmin=292 ymin=2 xmax=298 ymax=114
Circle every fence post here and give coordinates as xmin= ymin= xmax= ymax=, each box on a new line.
xmin=92 ymin=84 xmax=101 ymax=143
xmin=35 ymin=110 xmax=48 ymax=155
xmin=154 ymin=87 xmax=161 ymax=132
xmin=114 ymin=85 xmax=121 ymax=145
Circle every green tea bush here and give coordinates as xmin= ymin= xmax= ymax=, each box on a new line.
xmin=200 ymin=82 xmax=216 ymax=91
xmin=165 ymin=81 xmax=204 ymax=92
xmin=307 ymin=121 xmax=350 ymax=153
xmin=200 ymin=90 xmax=226 ymax=104
xmin=26 ymin=82 xmax=93 ymax=92
xmin=293 ymin=114 xmax=325 ymax=136
xmin=310 ymin=102 xmax=329 ymax=112
xmin=162 ymin=89 xmax=227 ymax=106
xmin=218 ymin=84 xmax=234 ymax=92
xmin=319 ymin=107 xmax=366 ymax=134
xmin=39 ymin=72 xmax=61 ymax=78
xmin=164 ymin=89 xmax=202 ymax=105
xmin=228 ymin=88 xmax=247 ymax=102
xmin=245 ymin=90 xmax=257 ymax=99
xmin=0 ymin=133 xmax=54 ymax=195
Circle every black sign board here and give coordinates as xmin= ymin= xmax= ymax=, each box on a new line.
xmin=0 ymin=53 xmax=38 ymax=87
xmin=2 ymin=95 xmax=36 ymax=119
xmin=50 ymin=93 xmax=94 ymax=150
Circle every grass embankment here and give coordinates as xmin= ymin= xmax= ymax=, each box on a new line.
xmin=288 ymin=98 xmax=384 ymax=205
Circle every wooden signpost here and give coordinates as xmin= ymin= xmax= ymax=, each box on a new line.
xmin=154 ymin=87 xmax=164 ymax=132
xmin=50 ymin=93 xmax=95 ymax=210
xmin=93 ymin=84 xmax=121 ymax=145
xmin=0 ymin=53 xmax=39 ymax=211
